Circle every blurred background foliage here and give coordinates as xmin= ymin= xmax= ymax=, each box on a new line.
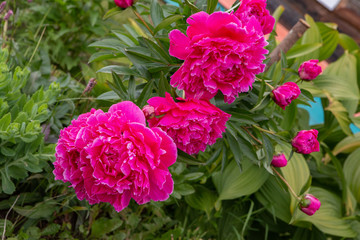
xmin=0 ymin=0 xmax=359 ymax=239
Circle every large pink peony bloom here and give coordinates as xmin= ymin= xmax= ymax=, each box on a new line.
xmin=234 ymin=0 xmax=275 ymax=35
xmin=169 ymin=11 xmax=268 ymax=104
xmin=291 ymin=129 xmax=320 ymax=154
xmin=147 ymin=93 xmax=231 ymax=155
xmin=114 ymin=0 xmax=133 ymax=8
xmin=53 ymin=101 xmax=177 ymax=212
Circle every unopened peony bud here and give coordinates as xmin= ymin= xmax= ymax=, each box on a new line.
xmin=142 ymin=105 xmax=155 ymax=120
xmin=4 ymin=9 xmax=12 ymax=21
xmin=291 ymin=129 xmax=320 ymax=154
xmin=271 ymin=82 xmax=301 ymax=110
xmin=299 ymin=194 xmax=321 ymax=216
xmin=0 ymin=1 xmax=6 ymax=14
xmin=298 ymin=59 xmax=322 ymax=80
xmin=114 ymin=0 xmax=133 ymax=9
xmin=271 ymin=153 xmax=287 ymax=167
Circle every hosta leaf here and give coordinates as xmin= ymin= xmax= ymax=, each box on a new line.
xmin=343 ymin=148 xmax=360 ymax=203
xmin=185 ymin=185 xmax=217 ymax=216
xmin=213 ymin=160 xmax=269 ymax=201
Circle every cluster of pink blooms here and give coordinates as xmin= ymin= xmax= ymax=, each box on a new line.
xmin=53 ymin=0 xmax=323 ymax=214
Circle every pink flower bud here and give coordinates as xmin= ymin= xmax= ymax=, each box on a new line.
xmin=114 ymin=0 xmax=133 ymax=9
xmin=4 ymin=9 xmax=12 ymax=21
xmin=142 ymin=105 xmax=155 ymax=120
xmin=298 ymin=59 xmax=322 ymax=80
xmin=0 ymin=1 xmax=6 ymax=14
xmin=299 ymin=194 xmax=321 ymax=216
xmin=291 ymin=129 xmax=320 ymax=154
xmin=271 ymin=153 xmax=287 ymax=167
xmin=271 ymin=82 xmax=301 ymax=110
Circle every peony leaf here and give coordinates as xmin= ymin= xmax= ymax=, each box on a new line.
xmin=286 ymin=43 xmax=322 ymax=60
xmin=153 ymin=15 xmax=184 ymax=34
xmin=317 ymin=22 xmax=339 ymax=61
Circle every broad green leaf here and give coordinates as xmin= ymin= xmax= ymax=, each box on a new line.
xmin=325 ymin=97 xmax=352 ymax=136
xmin=294 ymin=187 xmax=357 ymax=238
xmin=174 ymin=183 xmax=195 ymax=196
xmin=154 ymin=15 xmax=184 ymax=34
xmin=323 ymin=132 xmax=360 ymax=163
xmin=213 ymin=160 xmax=269 ymax=201
xmin=343 ymin=148 xmax=360 ymax=203
xmin=280 ymin=102 xmax=297 ymax=130
xmin=255 ymin=175 xmax=292 ymax=223
xmin=297 ymin=14 xmax=322 ymax=62
xmin=90 ymin=217 xmax=123 ymax=238
xmin=14 ymin=200 xmax=57 ymax=219
xmin=185 ymin=185 xmax=217 ymax=216
xmin=339 ymin=33 xmax=359 ymax=52
xmin=0 ymin=170 xmax=15 ymax=194
xmin=103 ymin=7 xmax=122 ymax=20
xmin=0 ymin=113 xmax=11 ymax=131
xmin=317 ymin=22 xmax=339 ymax=61
xmin=89 ymin=51 xmax=123 ymax=63
xmin=286 ymin=43 xmax=322 ymax=59
xmin=321 ymin=53 xmax=359 ymax=100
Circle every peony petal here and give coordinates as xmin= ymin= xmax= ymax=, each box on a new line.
xmin=186 ymin=11 xmax=210 ymax=40
xmin=169 ymin=30 xmax=191 ymax=60
xmin=109 ymin=101 xmax=146 ymax=125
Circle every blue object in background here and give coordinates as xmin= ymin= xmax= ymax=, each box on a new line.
xmin=300 ymin=97 xmax=360 ymax=133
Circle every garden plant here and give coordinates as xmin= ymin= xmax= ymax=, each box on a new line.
xmin=0 ymin=0 xmax=360 ymax=239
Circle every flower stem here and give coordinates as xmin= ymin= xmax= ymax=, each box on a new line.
xmin=272 ymin=166 xmax=301 ymax=201
xmin=295 ymin=78 xmax=302 ymax=84
xmin=242 ymin=127 xmax=262 ymax=145
xmin=252 ymin=125 xmax=276 ymax=135
xmin=256 ymin=77 xmax=274 ymax=90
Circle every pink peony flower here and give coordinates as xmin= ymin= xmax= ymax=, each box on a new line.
xmin=271 ymin=153 xmax=287 ymax=167
xmin=291 ymin=129 xmax=320 ymax=154
xmin=271 ymin=82 xmax=301 ymax=110
xmin=147 ymin=93 xmax=231 ymax=155
xmin=169 ymin=11 xmax=268 ymax=104
xmin=53 ymin=101 xmax=177 ymax=212
xmin=298 ymin=59 xmax=322 ymax=80
xmin=114 ymin=0 xmax=133 ymax=9
xmin=234 ymin=0 xmax=275 ymax=35
xmin=299 ymin=194 xmax=321 ymax=216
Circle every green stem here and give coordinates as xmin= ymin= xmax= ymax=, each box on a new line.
xmin=295 ymin=77 xmax=302 ymax=84
xmin=272 ymin=166 xmax=301 ymax=201
xmin=256 ymin=77 xmax=274 ymax=90
xmin=252 ymin=125 xmax=276 ymax=135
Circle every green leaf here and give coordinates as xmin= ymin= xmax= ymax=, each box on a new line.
xmin=97 ymin=65 xmax=139 ymax=77
xmin=13 ymin=200 xmax=57 ymax=219
xmin=109 ymin=72 xmax=128 ymax=100
xmin=174 ymin=183 xmax=195 ymax=196
xmin=41 ymin=223 xmax=61 ymax=236
xmin=185 ymin=185 xmax=217 ymax=216
xmin=339 ymin=33 xmax=359 ymax=52
xmin=317 ymin=22 xmax=339 ymax=61
xmin=280 ymin=102 xmax=297 ymax=130
xmin=89 ymin=39 xmax=125 ymax=51
xmin=343 ymin=148 xmax=360 ymax=203
xmin=0 ymin=170 xmax=15 ymax=194
xmin=0 ymin=113 xmax=11 ymax=131
xmin=286 ymin=43 xmax=322 ymax=59
xmin=325 ymin=97 xmax=353 ymax=136
xmin=213 ymin=160 xmax=269 ymax=201
xmin=97 ymin=91 xmax=120 ymax=100
xmin=206 ymin=0 xmax=218 ymax=14
xmin=154 ymin=15 xmax=184 ymax=34
xmin=90 ymin=217 xmax=123 ymax=238
xmin=103 ymin=7 xmax=122 ymax=20
xmin=150 ymin=0 xmax=164 ymax=26
xmin=137 ymin=80 xmax=154 ymax=107
xmin=294 ymin=187 xmax=357 ymax=238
